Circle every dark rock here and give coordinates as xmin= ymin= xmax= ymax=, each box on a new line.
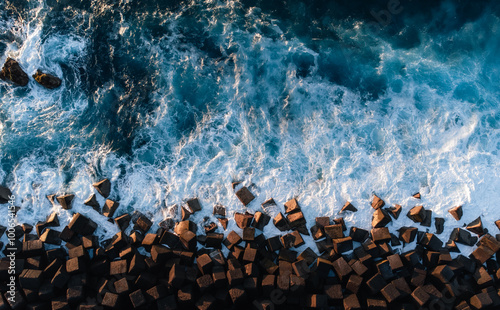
xmin=101 ymin=292 xmax=119 ymax=308
xmin=213 ymin=204 xmax=226 ymax=217
xmin=372 ymin=194 xmax=385 ymax=210
xmin=470 ymin=245 xmax=496 ymax=264
xmin=372 ymin=208 xmax=392 ymax=228
xmin=179 ymin=231 xmax=197 ymax=251
xmin=367 ymin=299 xmax=387 ymax=309
xmin=413 ymin=192 xmax=421 ymax=199
xmin=133 ymin=213 xmax=152 ymax=233
xmin=445 ymin=240 xmax=460 ymax=253
xmin=102 ymin=199 xmax=119 ymax=218
xmin=367 ymin=272 xmax=388 ymax=294
xmin=56 ymin=194 xmax=74 ymax=210
xmin=407 ymin=205 xmax=426 ymax=223
xmin=229 ymin=287 xmax=247 ymax=305
xmin=418 ymin=233 xmax=443 ymax=251
xmin=450 ymin=228 xmax=477 ymax=246
xmin=324 ymin=284 xmax=343 ymax=301
xmin=411 ymin=286 xmax=430 ymax=307
xmin=435 ymin=217 xmax=445 ymax=234
xmin=466 ymin=216 xmax=485 ymax=236
xmin=341 ymin=201 xmax=357 ymax=213
xmin=387 ymin=204 xmax=402 ymax=219
xmin=381 ymin=282 xmax=401 ymax=303
xmin=242 ymin=227 xmax=255 ymax=241
xmin=218 ymin=218 xmax=228 ymax=230
xmin=68 ymin=213 xmax=97 ymax=236
xmin=469 ymin=292 xmax=493 ymax=309
xmin=398 ymin=226 xmax=418 ymax=244
xmin=315 ymin=217 xmax=330 ymax=228
xmin=350 ymin=227 xmax=369 ymax=242
xmin=83 ymin=194 xmax=101 ymax=212
xmin=22 ymin=240 xmax=44 ymax=257
xmin=51 ymin=266 xmax=70 ymax=288
xmin=174 ymin=220 xmax=196 ymax=235
xmin=324 ymin=224 xmax=344 ymax=239
xmin=343 ymin=294 xmax=361 ymax=310
xmin=0 ymin=58 xmax=29 ymax=86
xmin=421 ymin=210 xmax=432 ymax=227
xmin=287 ymin=210 xmax=306 ymax=228
xmin=372 ymin=227 xmax=391 ymax=243
xmin=235 ymin=187 xmax=255 ymax=206
xmin=109 ymin=259 xmax=128 ymax=276
xmin=186 ymin=198 xmax=202 ymax=213
xmin=93 ymin=179 xmax=111 ymax=198
xmin=21 ymin=223 xmax=33 ymax=234
xmin=0 ymin=186 xmax=13 ymax=204
xmin=32 ymin=69 xmax=61 ymax=89
xmin=349 ymin=259 xmax=368 ymax=277
xmin=280 ymin=231 xmax=304 ymax=249
xmin=205 ymin=233 xmax=223 ymax=249
xmin=158 ymin=218 xmax=175 ymax=230
xmin=114 ymin=214 xmax=131 ymax=231
xmin=448 ymin=206 xmax=463 ymax=221
xmin=298 ymin=247 xmax=318 ymax=266
xmin=332 ymin=257 xmax=352 ymax=281
xmin=129 ymin=289 xmax=146 ymax=308
xmin=39 ymin=229 xmax=61 ymax=245
xmin=266 ymin=236 xmax=283 ymax=252
xmin=292 ymin=259 xmax=310 ymax=278
xmin=252 ymin=211 xmax=270 ymax=230
xmin=346 ymin=274 xmax=363 ymax=294
xmin=310 ymin=224 xmax=325 ymax=240
xmin=242 ymin=247 xmax=257 ymax=263
xmin=333 ymin=217 xmax=347 ymax=231
xmin=303 ymin=294 xmax=328 ymax=308
xmin=333 ymin=236 xmax=353 ymax=253
xmin=273 ymin=212 xmax=291 ymax=231
xmin=223 ymin=231 xmax=241 ymax=250
xmin=234 ymin=212 xmax=253 ymax=229
xmin=284 ymin=198 xmax=301 ymax=214
xmin=19 ymin=269 xmax=43 ymax=290
xmin=227 ymin=268 xmax=244 ymax=287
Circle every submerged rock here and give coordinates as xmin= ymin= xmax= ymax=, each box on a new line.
xmin=32 ymin=69 xmax=61 ymax=89
xmin=0 ymin=58 xmax=29 ymax=86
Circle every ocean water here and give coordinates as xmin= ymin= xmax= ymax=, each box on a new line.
xmin=0 ymin=0 xmax=499 ymax=255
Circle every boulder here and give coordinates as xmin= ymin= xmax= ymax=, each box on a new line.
xmin=466 ymin=217 xmax=485 ymax=236
xmin=93 ymin=179 xmax=111 ymax=198
xmin=407 ymin=205 xmax=426 ymax=223
xmin=387 ymin=204 xmax=402 ymax=219
xmin=372 ymin=194 xmax=385 ymax=210
xmin=434 ymin=217 xmax=445 ymax=234
xmin=340 ymin=201 xmax=357 ymax=213
xmin=32 ymin=69 xmax=61 ymax=89
xmin=372 ymin=208 xmax=391 ymax=228
xmin=83 ymin=194 xmax=100 ymax=212
xmin=0 ymin=185 xmax=13 ymax=204
xmin=448 ymin=206 xmax=463 ymax=221
xmin=56 ymin=194 xmax=74 ymax=210
xmin=0 ymin=58 xmax=29 ymax=86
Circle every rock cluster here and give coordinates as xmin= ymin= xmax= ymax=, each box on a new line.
xmin=0 ymin=58 xmax=61 ymax=89
xmin=0 ymin=185 xmax=499 ymax=310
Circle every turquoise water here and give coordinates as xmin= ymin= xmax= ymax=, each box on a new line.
xmin=0 ymin=0 xmax=499 ymax=249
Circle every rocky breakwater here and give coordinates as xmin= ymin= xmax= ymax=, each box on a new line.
xmin=0 ymin=182 xmax=499 ymax=309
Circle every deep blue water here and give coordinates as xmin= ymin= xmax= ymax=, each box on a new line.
xmin=0 ymin=0 xmax=499 ymax=243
